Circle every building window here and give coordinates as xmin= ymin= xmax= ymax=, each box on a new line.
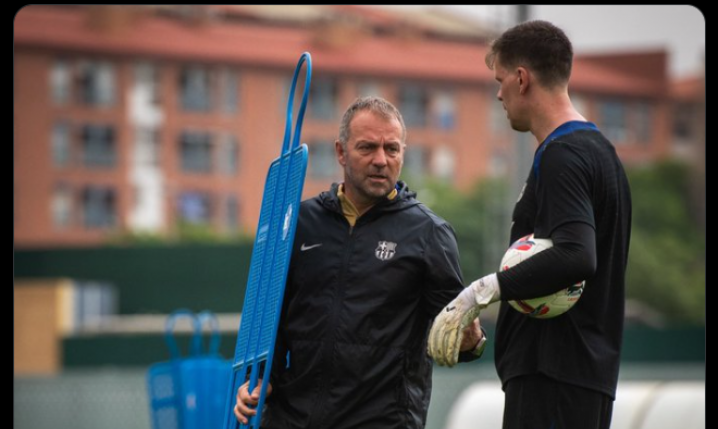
xmin=634 ymin=102 xmax=652 ymax=145
xmin=398 ymin=84 xmax=428 ymax=128
xmin=599 ymin=100 xmax=627 ymax=144
xmin=180 ymin=66 xmax=211 ymax=111
xmin=217 ymin=134 xmax=238 ymax=175
xmin=219 ymin=68 xmax=238 ymax=113
xmin=73 ymin=281 xmax=118 ymax=328
xmin=432 ymin=90 xmax=456 ymax=130
xmin=81 ymin=124 xmax=116 ymax=167
xmin=489 ymin=91 xmax=510 ymax=136
xmin=403 ymin=144 xmax=429 ymax=182
xmin=432 ymin=145 xmax=456 ymax=182
xmin=357 ymin=81 xmax=381 ymax=98
xmin=180 ymin=131 xmax=213 ymax=173
xmin=81 ymin=186 xmax=116 ymax=228
xmin=50 ymin=59 xmax=71 ymax=105
xmin=309 ymin=141 xmax=339 ymax=180
xmin=571 ymin=93 xmax=589 ymax=119
xmin=52 ymin=183 xmax=73 ymax=229
xmin=77 ymin=60 xmax=116 ymax=106
xmin=178 ymin=191 xmax=213 ymax=225
xmin=134 ymin=62 xmax=161 ymax=106
xmin=673 ymin=103 xmax=695 ymax=140
xmin=280 ymin=76 xmax=292 ymax=116
xmin=309 ymin=77 xmax=338 ymax=121
xmin=52 ymin=121 xmax=72 ymax=167
xmin=224 ymin=194 xmax=239 ymax=233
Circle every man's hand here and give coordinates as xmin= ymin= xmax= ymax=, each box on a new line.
xmin=460 ymin=318 xmax=482 ymax=351
xmin=234 ymin=379 xmax=273 ymax=425
xmin=428 ymin=273 xmax=500 ymax=367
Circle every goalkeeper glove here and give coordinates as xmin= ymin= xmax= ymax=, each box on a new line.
xmin=427 ymin=273 xmax=501 ymax=367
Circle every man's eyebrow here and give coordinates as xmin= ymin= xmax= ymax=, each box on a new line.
xmin=356 ymin=139 xmax=401 ymax=146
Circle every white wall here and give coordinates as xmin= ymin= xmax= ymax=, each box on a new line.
xmin=445 ymin=381 xmax=705 ymax=429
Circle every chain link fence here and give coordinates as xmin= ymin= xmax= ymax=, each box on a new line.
xmin=14 ymin=363 xmax=704 ymax=429
xmin=14 ymin=369 xmax=151 ymax=429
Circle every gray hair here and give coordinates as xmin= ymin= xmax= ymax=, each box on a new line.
xmin=338 ymin=96 xmax=406 ymax=146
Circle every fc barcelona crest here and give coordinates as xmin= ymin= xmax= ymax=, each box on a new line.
xmin=375 ymin=241 xmax=397 ymax=261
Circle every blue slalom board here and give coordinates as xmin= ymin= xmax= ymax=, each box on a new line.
xmin=223 ymin=52 xmax=312 ymax=429
xmin=147 ymin=310 xmax=201 ymax=429
xmin=147 ymin=310 xmax=232 ymax=429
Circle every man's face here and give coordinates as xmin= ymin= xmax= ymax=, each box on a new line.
xmin=336 ymin=110 xmax=404 ymax=206
xmin=493 ymin=59 xmax=529 ymax=132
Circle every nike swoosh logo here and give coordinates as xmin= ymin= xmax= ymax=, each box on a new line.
xmin=446 ymin=306 xmax=456 ymax=312
xmin=300 ymin=243 xmax=323 ymax=251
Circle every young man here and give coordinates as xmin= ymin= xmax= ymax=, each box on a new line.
xmin=428 ymin=21 xmax=632 ymax=429
xmin=235 ymin=96 xmax=484 ymax=429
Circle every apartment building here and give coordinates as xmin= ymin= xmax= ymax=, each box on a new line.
xmin=14 ymin=5 xmax=685 ymax=248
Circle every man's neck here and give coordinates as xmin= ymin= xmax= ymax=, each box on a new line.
xmin=339 ymin=185 xmax=375 ymax=217
xmin=530 ymin=91 xmax=586 ymax=144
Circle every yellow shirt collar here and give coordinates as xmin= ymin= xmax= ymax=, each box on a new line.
xmin=337 ymin=184 xmax=397 ymax=227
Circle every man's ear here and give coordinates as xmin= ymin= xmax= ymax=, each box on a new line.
xmin=517 ymin=67 xmax=530 ymax=94
xmin=335 ymin=140 xmax=347 ymax=166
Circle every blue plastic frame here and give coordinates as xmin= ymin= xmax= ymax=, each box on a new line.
xmin=224 ymin=51 xmax=312 ymax=429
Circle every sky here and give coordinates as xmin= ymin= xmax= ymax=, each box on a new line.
xmin=396 ymin=5 xmax=705 ymax=78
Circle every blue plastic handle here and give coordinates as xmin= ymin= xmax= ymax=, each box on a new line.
xmin=197 ymin=310 xmax=222 ymax=355
xmin=164 ymin=309 xmax=202 ymax=359
xmin=281 ymin=52 xmax=312 ymax=155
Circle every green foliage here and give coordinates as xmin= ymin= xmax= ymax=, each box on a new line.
xmin=415 ymin=159 xmax=705 ymax=326
xmin=175 ymin=221 xmax=225 ymax=242
xmin=107 ymin=222 xmax=254 ymax=246
xmin=625 ymin=161 xmax=705 ymax=325
xmin=414 ymin=178 xmax=513 ymax=282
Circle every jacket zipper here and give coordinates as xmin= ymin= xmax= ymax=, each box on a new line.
xmin=312 ymin=215 xmax=356 ymax=428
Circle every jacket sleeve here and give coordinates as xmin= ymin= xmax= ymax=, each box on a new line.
xmin=423 ymin=222 xmax=465 ymax=317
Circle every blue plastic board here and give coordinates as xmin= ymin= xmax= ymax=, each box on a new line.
xmin=223 ymin=52 xmax=312 ymax=429
xmin=147 ymin=360 xmax=183 ymax=429
xmin=148 ymin=310 xmax=232 ymax=429
xmin=181 ymin=357 xmax=232 ymax=429
xmin=147 ymin=310 xmax=199 ymax=429
xmin=182 ymin=312 xmax=233 ymax=429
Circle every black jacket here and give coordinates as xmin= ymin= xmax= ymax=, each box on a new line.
xmin=262 ymin=182 xmax=466 ymax=429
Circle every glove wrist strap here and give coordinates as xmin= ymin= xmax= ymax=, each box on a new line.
xmin=469 ymin=273 xmax=501 ymax=308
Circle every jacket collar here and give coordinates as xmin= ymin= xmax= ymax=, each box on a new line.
xmin=319 ymin=181 xmax=418 ymax=216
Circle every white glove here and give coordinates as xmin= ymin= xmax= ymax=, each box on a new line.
xmin=428 ymin=273 xmax=501 ymax=367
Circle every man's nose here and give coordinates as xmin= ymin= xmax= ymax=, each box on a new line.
xmin=372 ymin=148 xmax=388 ymax=167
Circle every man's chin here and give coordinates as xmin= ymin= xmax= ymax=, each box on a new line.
xmin=510 ymin=121 xmax=530 ymax=133
xmin=363 ymin=183 xmax=393 ymax=199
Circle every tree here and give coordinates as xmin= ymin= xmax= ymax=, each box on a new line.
xmin=414 ymin=178 xmax=512 ymax=283
xmin=624 ymin=160 xmax=705 ymax=325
